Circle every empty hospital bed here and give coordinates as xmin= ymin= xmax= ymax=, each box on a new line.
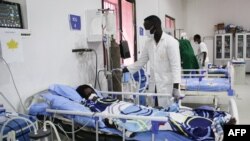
xmin=180 ymin=62 xmax=235 ymax=108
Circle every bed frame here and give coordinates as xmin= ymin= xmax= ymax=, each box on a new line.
xmin=180 ymin=62 xmax=235 ymax=108
xmin=25 ymin=90 xmax=239 ymax=141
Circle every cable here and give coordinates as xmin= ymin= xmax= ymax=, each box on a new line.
xmin=72 ymin=49 xmax=98 ymax=89
xmin=12 ymin=119 xmax=26 ymax=141
xmin=0 ymin=116 xmax=38 ymax=141
xmin=55 ymin=118 xmax=91 ymax=134
xmin=92 ymin=50 xmax=98 ymax=89
xmin=0 ymin=57 xmax=25 ymax=112
xmin=54 ymin=124 xmax=70 ymax=140
xmin=0 ymin=92 xmax=17 ymax=112
xmin=43 ymin=121 xmax=61 ymax=141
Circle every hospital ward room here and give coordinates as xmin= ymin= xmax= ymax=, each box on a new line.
xmin=1 ymin=0 xmax=250 ymax=141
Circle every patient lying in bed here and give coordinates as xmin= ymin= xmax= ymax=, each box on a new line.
xmin=76 ymin=84 xmax=236 ymax=141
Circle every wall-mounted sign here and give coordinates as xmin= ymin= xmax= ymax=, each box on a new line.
xmin=139 ymin=27 xmax=144 ymax=36
xmin=0 ymin=29 xmax=24 ymax=63
xmin=69 ymin=14 xmax=81 ymax=30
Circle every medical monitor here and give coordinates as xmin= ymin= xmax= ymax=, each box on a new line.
xmin=0 ymin=1 xmax=23 ymax=28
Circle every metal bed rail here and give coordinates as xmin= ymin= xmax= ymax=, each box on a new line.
xmin=46 ymin=109 xmax=170 ymax=141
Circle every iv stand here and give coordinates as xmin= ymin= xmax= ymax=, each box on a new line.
xmin=175 ymin=28 xmax=184 ymax=39
xmin=99 ymin=8 xmax=115 ymax=91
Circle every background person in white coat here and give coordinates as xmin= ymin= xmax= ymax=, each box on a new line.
xmin=123 ymin=15 xmax=182 ymax=107
xmin=194 ymin=34 xmax=209 ymax=69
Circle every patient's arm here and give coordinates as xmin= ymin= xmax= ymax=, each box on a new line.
xmin=103 ymin=118 xmax=117 ymax=128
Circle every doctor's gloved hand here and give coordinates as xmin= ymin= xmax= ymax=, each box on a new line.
xmin=172 ymin=88 xmax=185 ymax=101
xmin=122 ymin=67 xmax=129 ymax=73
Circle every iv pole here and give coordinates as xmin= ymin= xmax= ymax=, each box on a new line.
xmin=99 ymin=8 xmax=116 ymax=91
xmin=175 ymin=28 xmax=184 ymax=39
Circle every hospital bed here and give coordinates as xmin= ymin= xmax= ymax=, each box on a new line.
xmin=207 ymin=64 xmax=229 ymax=77
xmin=24 ymin=84 xmax=239 ymax=141
xmin=180 ymin=62 xmax=235 ymax=108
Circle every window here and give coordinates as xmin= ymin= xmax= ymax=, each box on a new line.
xmin=165 ymin=15 xmax=176 ymax=38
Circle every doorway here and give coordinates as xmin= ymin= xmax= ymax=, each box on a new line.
xmin=165 ymin=15 xmax=176 ymax=38
xmin=103 ymin=0 xmax=137 ymax=65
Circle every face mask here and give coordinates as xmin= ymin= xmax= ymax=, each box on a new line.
xmin=145 ymin=26 xmax=155 ymax=38
xmin=194 ymin=41 xmax=198 ymax=44
xmin=88 ymin=93 xmax=98 ymax=100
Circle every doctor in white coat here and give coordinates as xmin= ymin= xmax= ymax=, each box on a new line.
xmin=123 ymin=15 xmax=182 ymax=107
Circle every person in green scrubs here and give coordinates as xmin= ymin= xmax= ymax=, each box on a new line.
xmin=179 ymin=33 xmax=199 ymax=74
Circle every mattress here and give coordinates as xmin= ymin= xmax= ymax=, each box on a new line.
xmin=208 ymin=68 xmax=228 ymax=75
xmin=181 ymin=78 xmax=230 ymax=92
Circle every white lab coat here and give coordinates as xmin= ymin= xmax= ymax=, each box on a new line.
xmin=127 ymin=32 xmax=181 ymax=107
xmin=197 ymin=42 xmax=209 ymax=69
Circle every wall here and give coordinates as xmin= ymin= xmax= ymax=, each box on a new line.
xmin=186 ymin=0 xmax=250 ymax=37
xmin=0 ymin=0 xmax=103 ymax=112
xmin=135 ymin=0 xmax=186 ymax=54
xmin=158 ymin=0 xmax=186 ymax=39
xmin=185 ymin=0 xmax=250 ymax=60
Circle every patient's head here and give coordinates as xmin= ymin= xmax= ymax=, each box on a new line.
xmin=76 ymin=85 xmax=96 ymax=100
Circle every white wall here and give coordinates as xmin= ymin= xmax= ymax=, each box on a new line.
xmin=185 ymin=0 xmax=250 ymax=63
xmin=158 ymin=0 xmax=186 ymax=38
xmin=186 ymin=0 xmax=250 ymax=38
xmin=136 ymin=0 xmax=185 ymax=53
xmin=0 ymin=0 xmax=103 ymax=111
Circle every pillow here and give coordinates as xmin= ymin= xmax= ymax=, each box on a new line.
xmin=49 ymin=84 xmax=83 ymax=103
xmin=47 ymin=94 xmax=106 ymax=128
xmin=29 ymin=103 xmax=50 ymax=116
xmin=41 ymin=92 xmax=105 ymax=128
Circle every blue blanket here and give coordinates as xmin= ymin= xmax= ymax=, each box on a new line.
xmin=28 ymin=90 xmax=192 ymax=141
xmin=0 ymin=114 xmax=36 ymax=141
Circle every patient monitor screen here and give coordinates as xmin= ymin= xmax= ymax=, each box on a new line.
xmin=0 ymin=1 xmax=23 ymax=28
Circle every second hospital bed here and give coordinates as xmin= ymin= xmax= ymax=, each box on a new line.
xmin=24 ymin=84 xmax=239 ymax=141
xmin=180 ymin=62 xmax=235 ymax=108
